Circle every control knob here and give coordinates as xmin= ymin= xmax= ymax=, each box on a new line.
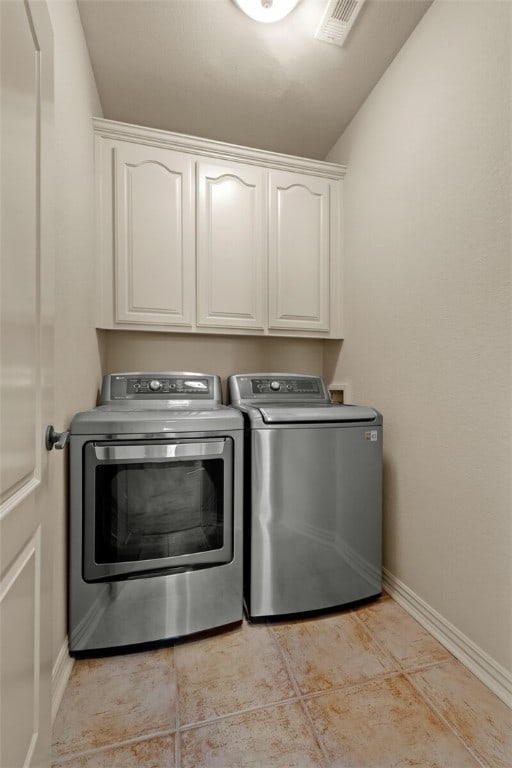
xmin=270 ymin=380 xmax=281 ymax=391
xmin=149 ymin=379 xmax=162 ymax=392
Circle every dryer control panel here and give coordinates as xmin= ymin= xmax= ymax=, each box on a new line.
xmin=100 ymin=373 xmax=220 ymax=403
xmin=126 ymin=377 xmax=209 ymax=396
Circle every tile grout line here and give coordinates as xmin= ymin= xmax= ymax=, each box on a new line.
xmin=297 ymin=699 xmax=331 ymax=768
xmin=404 ymin=672 xmax=491 ymax=768
xmin=266 ymin=623 xmax=331 ymax=768
xmin=265 ymin=622 xmax=303 ymax=700
xmin=51 ymin=728 xmax=178 ymax=766
xmin=173 ymin=666 xmax=428 ymax=734
xmin=350 ymin=610 xmax=402 ymax=672
xmin=178 ymin=694 xmax=301 ymax=732
xmin=399 ymin=657 xmax=458 ymax=674
xmin=299 ymin=668 xmax=409 ymax=703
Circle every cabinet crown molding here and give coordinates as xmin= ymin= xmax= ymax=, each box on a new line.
xmin=93 ymin=118 xmax=346 ymax=180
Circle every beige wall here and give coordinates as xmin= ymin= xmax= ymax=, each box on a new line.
xmin=103 ymin=331 xmax=325 ymax=401
xmin=326 ymin=0 xmax=511 ymax=671
xmin=47 ymin=0 xmax=104 ymax=665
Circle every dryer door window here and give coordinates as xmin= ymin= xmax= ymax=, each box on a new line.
xmin=82 ymin=438 xmax=233 ymax=581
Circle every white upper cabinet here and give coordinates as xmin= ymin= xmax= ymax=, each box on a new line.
xmin=95 ymin=119 xmax=345 ymax=338
xmin=197 ymin=161 xmax=265 ymax=330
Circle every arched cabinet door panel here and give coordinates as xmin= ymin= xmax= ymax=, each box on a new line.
xmin=196 ymin=161 xmax=265 ymax=330
xmin=268 ymin=171 xmax=333 ymax=333
xmin=114 ymin=143 xmax=195 ymax=327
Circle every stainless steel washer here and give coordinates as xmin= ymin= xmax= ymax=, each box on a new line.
xmin=228 ymin=373 xmax=382 ymax=619
xmin=69 ymin=372 xmax=243 ymax=652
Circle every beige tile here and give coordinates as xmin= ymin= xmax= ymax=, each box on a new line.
xmin=356 ymin=597 xmax=453 ymax=670
xmin=306 ymin=674 xmax=480 ymax=767
xmin=180 ymin=702 xmax=325 ymax=768
xmin=272 ymin=611 xmax=397 ymax=695
xmin=52 ymin=647 xmax=176 ymax=758
xmin=410 ymin=659 xmax=512 ymax=768
xmin=176 ymin=621 xmax=295 ymax=726
xmin=51 ymin=735 xmax=175 ymax=768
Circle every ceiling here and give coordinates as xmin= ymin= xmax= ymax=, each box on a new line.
xmin=78 ymin=0 xmax=432 ymax=160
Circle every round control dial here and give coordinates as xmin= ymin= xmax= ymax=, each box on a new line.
xmin=149 ymin=379 xmax=162 ymax=392
xmin=270 ymin=380 xmax=281 ymax=391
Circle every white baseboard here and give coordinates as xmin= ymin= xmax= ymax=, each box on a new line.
xmin=382 ymin=568 xmax=512 ymax=709
xmin=52 ymin=638 xmax=74 ymax=723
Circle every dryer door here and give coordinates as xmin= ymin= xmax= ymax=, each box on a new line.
xmin=82 ymin=437 xmax=233 ymax=581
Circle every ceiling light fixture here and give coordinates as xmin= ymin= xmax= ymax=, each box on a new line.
xmin=233 ymin=0 xmax=300 ymax=24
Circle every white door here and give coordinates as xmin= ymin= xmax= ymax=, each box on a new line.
xmin=1 ymin=1 xmax=54 ymax=766
xmin=196 ymin=160 xmax=265 ymax=330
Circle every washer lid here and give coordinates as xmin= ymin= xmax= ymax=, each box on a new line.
xmin=257 ymin=404 xmax=379 ymax=424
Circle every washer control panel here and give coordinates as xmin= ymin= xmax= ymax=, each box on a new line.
xmin=102 ymin=373 xmax=215 ymax=402
xmin=228 ymin=374 xmax=330 ymax=404
xmin=250 ymin=378 xmax=321 ymax=395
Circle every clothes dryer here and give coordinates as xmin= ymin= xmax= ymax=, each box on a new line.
xmin=69 ymin=372 xmax=243 ymax=652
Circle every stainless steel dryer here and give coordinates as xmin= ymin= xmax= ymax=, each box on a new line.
xmin=69 ymin=372 xmax=243 ymax=653
xmin=228 ymin=373 xmax=382 ymax=619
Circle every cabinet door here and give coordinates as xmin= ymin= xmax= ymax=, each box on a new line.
xmin=114 ymin=143 xmax=194 ymax=326
xmin=197 ymin=161 xmax=265 ymax=330
xmin=269 ymin=171 xmax=331 ymax=332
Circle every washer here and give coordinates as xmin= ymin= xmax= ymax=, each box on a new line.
xmin=69 ymin=372 xmax=243 ymax=653
xmin=228 ymin=373 xmax=382 ymax=619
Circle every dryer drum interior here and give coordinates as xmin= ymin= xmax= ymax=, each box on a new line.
xmin=82 ymin=437 xmax=234 ymax=582
xmin=97 ymin=459 xmax=223 ymax=561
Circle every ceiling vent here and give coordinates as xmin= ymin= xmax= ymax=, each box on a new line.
xmin=315 ymin=0 xmax=365 ymax=47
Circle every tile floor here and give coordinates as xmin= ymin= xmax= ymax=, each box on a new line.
xmin=52 ymin=594 xmax=511 ymax=768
